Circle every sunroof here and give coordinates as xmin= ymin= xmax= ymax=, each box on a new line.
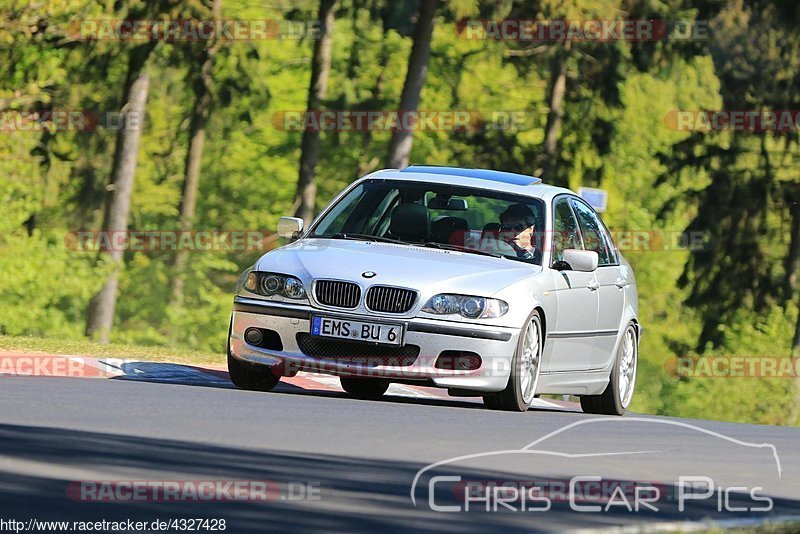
xmin=400 ymin=165 xmax=542 ymax=186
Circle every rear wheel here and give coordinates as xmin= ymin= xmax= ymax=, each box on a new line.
xmin=340 ymin=377 xmax=390 ymax=400
xmin=227 ymin=342 xmax=281 ymax=392
xmin=580 ymin=323 xmax=638 ymax=415
xmin=483 ymin=310 xmax=542 ymax=412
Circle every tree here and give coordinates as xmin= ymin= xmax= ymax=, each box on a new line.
xmin=85 ymin=44 xmax=154 ymax=342
xmin=170 ymin=0 xmax=222 ymax=308
xmin=353 ymin=2 xmax=393 ymax=178
xmin=385 ymin=0 xmax=438 ymax=169
xmin=667 ymin=0 xmax=800 ymax=349
xmin=540 ymin=41 xmax=570 ymax=183
xmin=503 ymin=0 xmax=624 ymax=187
xmin=787 ymin=184 xmax=800 ymax=351
xmin=292 ymin=0 xmax=337 ymax=227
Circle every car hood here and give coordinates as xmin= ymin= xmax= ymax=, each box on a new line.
xmin=255 ymin=238 xmax=540 ymax=297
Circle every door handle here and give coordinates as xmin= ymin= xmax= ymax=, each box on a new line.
xmin=615 ymin=278 xmax=626 ymax=289
xmin=587 ymin=280 xmax=599 ymax=291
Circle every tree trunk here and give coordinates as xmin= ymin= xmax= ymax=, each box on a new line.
xmin=356 ymin=4 xmax=391 ymax=178
xmin=794 ymin=308 xmax=800 ymax=352
xmin=793 ymin=253 xmax=800 ymax=426
xmin=292 ymin=0 xmax=337 ymax=227
xmin=170 ymin=0 xmax=221 ymax=309
xmin=781 ymin=177 xmax=800 ymax=426
xmin=790 ymin=198 xmax=800 ymax=352
xmin=385 ymin=0 xmax=438 ymax=169
xmin=785 ymin=192 xmax=800 ymax=302
xmin=85 ymin=49 xmax=151 ymax=342
xmin=540 ymin=42 xmax=570 ymax=187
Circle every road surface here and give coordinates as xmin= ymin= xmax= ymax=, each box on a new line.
xmin=0 ymin=355 xmax=798 ymax=532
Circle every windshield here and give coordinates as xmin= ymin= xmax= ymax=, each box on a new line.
xmin=309 ymin=179 xmax=546 ymax=265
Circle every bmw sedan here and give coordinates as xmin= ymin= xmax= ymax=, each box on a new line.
xmin=228 ymin=165 xmax=640 ymax=413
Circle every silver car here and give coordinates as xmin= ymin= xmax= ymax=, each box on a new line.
xmin=228 ymin=166 xmax=640 ymax=413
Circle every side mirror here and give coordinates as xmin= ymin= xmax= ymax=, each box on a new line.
xmin=277 ymin=216 xmax=304 ymax=240
xmin=561 ymin=249 xmax=599 ymax=272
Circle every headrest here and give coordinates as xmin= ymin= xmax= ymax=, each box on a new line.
xmin=390 ymin=203 xmax=430 ymax=242
xmin=431 ymin=216 xmax=467 ymax=236
xmin=481 ymin=222 xmax=501 ymax=240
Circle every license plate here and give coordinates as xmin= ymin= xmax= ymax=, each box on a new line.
xmin=311 ymin=316 xmax=403 ymax=346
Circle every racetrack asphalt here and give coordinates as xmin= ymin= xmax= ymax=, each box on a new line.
xmin=0 ymin=354 xmax=798 ymax=533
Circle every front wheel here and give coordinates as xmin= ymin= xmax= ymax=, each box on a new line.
xmin=483 ymin=310 xmax=543 ymax=412
xmin=340 ymin=377 xmax=390 ymax=400
xmin=580 ymin=322 xmax=638 ymax=415
xmin=227 ymin=343 xmax=281 ymax=392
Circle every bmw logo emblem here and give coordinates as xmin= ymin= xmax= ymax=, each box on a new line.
xmin=362 ymin=271 xmax=376 ymax=278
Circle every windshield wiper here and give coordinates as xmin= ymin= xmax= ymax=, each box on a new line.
xmin=316 ymin=233 xmax=501 ymax=257
xmin=421 ymin=241 xmax=502 ymax=258
xmin=322 ymin=233 xmax=411 ymax=245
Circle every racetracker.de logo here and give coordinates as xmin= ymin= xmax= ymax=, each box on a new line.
xmin=0 ymin=355 xmax=116 ymax=378
xmin=455 ymin=19 xmax=708 ymax=41
xmin=664 ymin=110 xmax=800 ymax=132
xmin=668 ymin=356 xmax=800 ymax=378
xmin=0 ymin=110 xmax=143 ymax=132
xmin=271 ymin=110 xmax=533 ymax=132
xmin=67 ymin=480 xmax=321 ymax=502
xmin=69 ymin=19 xmax=319 ymax=41
xmin=65 ymin=230 xmax=278 ymax=252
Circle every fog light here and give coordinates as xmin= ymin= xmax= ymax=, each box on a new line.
xmin=459 ymin=356 xmax=476 ymax=369
xmin=244 ymin=328 xmax=263 ymax=345
xmin=435 ymin=350 xmax=482 ymax=370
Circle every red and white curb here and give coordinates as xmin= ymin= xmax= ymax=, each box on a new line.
xmin=0 ymin=351 xmax=577 ymax=409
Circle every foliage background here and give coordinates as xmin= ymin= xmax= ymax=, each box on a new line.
xmin=1 ymin=0 xmax=799 ymax=425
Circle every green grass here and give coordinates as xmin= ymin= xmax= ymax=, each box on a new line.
xmin=0 ymin=335 xmax=225 ymax=366
xmin=707 ymin=521 xmax=800 ymax=533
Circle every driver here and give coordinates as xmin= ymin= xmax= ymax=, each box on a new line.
xmin=499 ymin=203 xmax=539 ymax=261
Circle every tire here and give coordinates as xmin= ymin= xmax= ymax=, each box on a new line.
xmin=580 ymin=322 xmax=638 ymax=416
xmin=482 ymin=393 xmax=501 ymax=410
xmin=227 ymin=341 xmax=280 ymax=392
xmin=340 ymin=377 xmax=389 ymax=400
xmin=482 ymin=310 xmax=543 ymax=412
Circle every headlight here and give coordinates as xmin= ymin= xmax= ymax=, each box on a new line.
xmin=244 ymin=272 xmax=307 ymax=300
xmin=422 ymin=294 xmax=508 ymax=319
xmin=262 ymin=275 xmax=282 ymax=295
xmin=241 ymin=268 xmax=256 ymax=292
xmin=283 ymin=277 xmax=306 ymax=299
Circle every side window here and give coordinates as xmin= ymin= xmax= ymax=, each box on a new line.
xmin=570 ymin=198 xmax=613 ymax=266
xmin=597 ymin=217 xmax=618 ymax=265
xmin=551 ymin=198 xmax=583 ymax=265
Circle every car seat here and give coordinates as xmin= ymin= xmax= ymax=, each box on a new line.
xmin=389 ymin=203 xmax=430 ymax=242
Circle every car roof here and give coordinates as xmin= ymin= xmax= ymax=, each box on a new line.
xmin=401 ymin=165 xmax=541 ymax=186
xmin=363 ymin=166 xmax=574 ymax=201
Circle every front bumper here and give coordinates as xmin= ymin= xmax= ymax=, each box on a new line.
xmin=229 ymin=296 xmax=519 ymax=392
